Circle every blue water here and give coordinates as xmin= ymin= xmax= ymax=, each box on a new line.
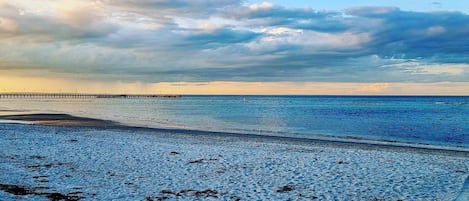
xmin=0 ymin=96 xmax=468 ymax=148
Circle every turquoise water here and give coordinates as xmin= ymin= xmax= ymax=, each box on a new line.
xmin=0 ymin=96 xmax=468 ymax=147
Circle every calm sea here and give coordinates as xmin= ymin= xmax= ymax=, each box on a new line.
xmin=0 ymin=96 xmax=468 ymax=148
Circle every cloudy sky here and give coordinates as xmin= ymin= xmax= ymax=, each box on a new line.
xmin=0 ymin=0 xmax=468 ymax=94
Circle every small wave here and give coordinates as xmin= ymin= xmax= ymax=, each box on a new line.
xmin=0 ymin=120 xmax=34 ymax=124
xmin=434 ymin=101 xmax=468 ymax=105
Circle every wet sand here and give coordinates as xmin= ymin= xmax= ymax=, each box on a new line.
xmin=0 ymin=114 xmax=118 ymax=127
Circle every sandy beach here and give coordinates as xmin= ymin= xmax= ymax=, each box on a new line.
xmin=0 ymin=114 xmax=467 ymax=201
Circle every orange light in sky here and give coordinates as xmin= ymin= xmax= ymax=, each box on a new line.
xmin=1 ymin=75 xmax=469 ymax=95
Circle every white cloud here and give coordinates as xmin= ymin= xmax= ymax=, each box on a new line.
xmin=197 ymin=20 xmax=223 ymax=32
xmin=249 ymin=2 xmax=274 ymax=11
xmin=261 ymin=27 xmax=302 ymax=35
xmin=419 ymin=64 xmax=467 ymax=75
xmin=248 ymin=28 xmax=370 ymax=53
xmin=54 ymin=0 xmax=104 ymax=27
xmin=384 ymin=62 xmax=468 ymax=76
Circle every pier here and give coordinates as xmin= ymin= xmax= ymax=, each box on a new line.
xmin=0 ymin=93 xmax=182 ymax=99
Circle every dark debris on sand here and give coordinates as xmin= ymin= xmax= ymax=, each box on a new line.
xmin=0 ymin=183 xmax=84 ymax=201
xmin=25 ymin=162 xmax=73 ymax=170
xmin=276 ymin=185 xmax=295 ymax=193
xmin=145 ymin=196 xmax=169 ymax=201
xmin=31 ymin=155 xmax=47 ymax=160
xmin=188 ymin=158 xmax=219 ymax=164
xmin=299 ymin=193 xmax=318 ymax=199
xmin=146 ymin=189 xmax=223 ymax=200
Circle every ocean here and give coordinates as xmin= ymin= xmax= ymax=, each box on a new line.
xmin=0 ymin=95 xmax=468 ymax=148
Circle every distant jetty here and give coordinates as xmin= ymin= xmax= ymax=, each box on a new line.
xmin=0 ymin=93 xmax=182 ymax=99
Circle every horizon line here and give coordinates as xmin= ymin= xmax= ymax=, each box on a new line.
xmin=1 ymin=92 xmax=468 ymax=97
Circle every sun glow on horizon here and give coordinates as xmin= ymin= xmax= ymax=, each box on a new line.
xmin=1 ymin=75 xmax=469 ymax=95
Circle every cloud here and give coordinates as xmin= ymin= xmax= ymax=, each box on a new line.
xmin=0 ymin=2 xmax=468 ymax=83
xmin=55 ymin=1 xmax=102 ymax=27
xmin=196 ymin=19 xmax=224 ymax=32
xmin=0 ymin=17 xmax=17 ymax=33
xmin=346 ymin=6 xmax=398 ymax=17
xmin=249 ymin=2 xmax=274 ymax=11
xmin=354 ymin=8 xmax=469 ymax=61
xmin=357 ymin=83 xmax=390 ymax=93
xmin=185 ymin=28 xmax=261 ymax=48
xmin=383 ymin=62 xmax=468 ymax=76
xmin=0 ymin=1 xmax=117 ymax=43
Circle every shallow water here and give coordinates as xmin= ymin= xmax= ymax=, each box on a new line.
xmin=0 ymin=95 xmax=468 ymax=147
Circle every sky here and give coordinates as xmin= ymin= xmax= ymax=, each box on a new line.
xmin=0 ymin=0 xmax=469 ymax=95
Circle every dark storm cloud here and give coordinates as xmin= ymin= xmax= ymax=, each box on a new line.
xmin=348 ymin=7 xmax=469 ymax=61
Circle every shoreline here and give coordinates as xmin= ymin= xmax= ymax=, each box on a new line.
xmin=0 ymin=113 xmax=119 ymax=127
xmin=0 ymin=113 xmax=468 ymax=156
